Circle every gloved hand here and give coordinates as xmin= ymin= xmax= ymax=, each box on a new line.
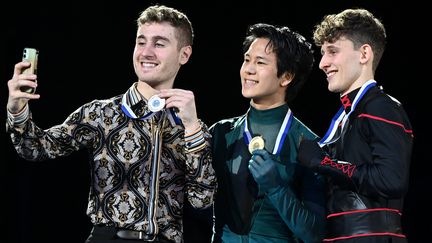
xmin=297 ymin=139 xmax=326 ymax=170
xmin=248 ymin=149 xmax=282 ymax=196
xmin=298 ymin=139 xmax=357 ymax=184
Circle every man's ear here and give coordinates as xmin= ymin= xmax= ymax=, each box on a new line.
xmin=281 ymin=72 xmax=294 ymax=87
xmin=179 ymin=46 xmax=192 ymax=65
xmin=359 ymin=44 xmax=372 ymax=65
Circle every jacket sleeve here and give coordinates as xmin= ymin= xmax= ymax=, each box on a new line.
xmin=266 ymin=168 xmax=326 ymax=243
xmin=267 ymin=122 xmax=327 ymax=243
xmin=350 ymin=98 xmax=413 ymax=198
xmin=184 ymin=121 xmax=217 ymax=209
xmin=6 ymin=103 xmax=98 ymax=161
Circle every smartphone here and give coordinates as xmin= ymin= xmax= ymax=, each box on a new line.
xmin=20 ymin=47 xmax=39 ymax=94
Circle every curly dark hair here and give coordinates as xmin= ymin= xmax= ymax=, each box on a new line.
xmin=313 ymin=8 xmax=386 ymax=72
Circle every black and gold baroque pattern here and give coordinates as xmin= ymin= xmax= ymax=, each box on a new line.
xmin=7 ymin=92 xmax=216 ymax=242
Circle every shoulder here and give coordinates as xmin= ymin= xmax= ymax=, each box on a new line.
xmin=357 ymin=90 xmax=412 ymax=135
xmin=79 ymin=94 xmax=122 ymax=112
xmin=361 ymin=91 xmax=408 ymax=122
xmin=209 ymin=115 xmax=245 ymax=133
xmin=290 ymin=116 xmax=318 ymax=140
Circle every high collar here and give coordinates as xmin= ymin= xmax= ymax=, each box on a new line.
xmin=122 ymin=83 xmax=150 ymax=118
xmin=248 ymin=103 xmax=289 ymax=124
xmin=121 ymin=83 xmax=182 ymax=126
xmin=340 ymin=88 xmax=360 ymax=114
xmin=339 ymin=80 xmax=378 ymax=114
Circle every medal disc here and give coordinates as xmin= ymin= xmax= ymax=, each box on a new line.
xmin=248 ymin=136 xmax=265 ymax=153
xmin=148 ymin=95 xmax=166 ymax=112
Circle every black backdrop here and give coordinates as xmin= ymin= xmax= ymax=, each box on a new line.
xmin=1 ymin=1 xmax=429 ymax=243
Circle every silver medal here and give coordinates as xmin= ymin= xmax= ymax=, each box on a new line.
xmin=148 ymin=95 xmax=166 ymax=112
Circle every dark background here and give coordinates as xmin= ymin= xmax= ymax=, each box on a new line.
xmin=1 ymin=1 xmax=429 ymax=242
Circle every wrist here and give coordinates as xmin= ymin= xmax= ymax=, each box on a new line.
xmin=7 ymin=104 xmax=30 ymax=126
xmin=184 ymin=119 xmax=201 ymax=135
xmin=7 ymin=103 xmax=28 ymax=116
xmin=266 ymin=185 xmax=282 ymax=195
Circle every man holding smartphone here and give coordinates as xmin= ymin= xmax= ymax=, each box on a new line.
xmin=6 ymin=5 xmax=216 ymax=243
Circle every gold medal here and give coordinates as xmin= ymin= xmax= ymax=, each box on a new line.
xmin=248 ymin=136 xmax=265 ymax=153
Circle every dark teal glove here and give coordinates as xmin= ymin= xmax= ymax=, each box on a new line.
xmin=248 ymin=149 xmax=282 ymax=196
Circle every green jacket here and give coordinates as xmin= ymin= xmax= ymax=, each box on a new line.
xmin=210 ymin=110 xmax=326 ymax=243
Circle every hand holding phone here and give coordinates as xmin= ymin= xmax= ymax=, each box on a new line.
xmin=20 ymin=47 xmax=39 ymax=94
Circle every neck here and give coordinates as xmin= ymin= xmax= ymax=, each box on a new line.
xmin=341 ymin=74 xmax=375 ymax=97
xmin=250 ymin=100 xmax=286 ymax=110
xmin=136 ymin=81 xmax=161 ymax=100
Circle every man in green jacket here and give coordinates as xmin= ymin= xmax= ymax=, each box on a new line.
xmin=210 ymin=23 xmax=326 ymax=243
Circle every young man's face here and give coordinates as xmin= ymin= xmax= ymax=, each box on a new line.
xmin=133 ymin=22 xmax=191 ymax=89
xmin=240 ymin=38 xmax=289 ymax=108
xmin=319 ymin=37 xmax=364 ymax=95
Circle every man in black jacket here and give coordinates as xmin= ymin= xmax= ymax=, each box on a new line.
xmin=298 ymin=8 xmax=413 ymax=243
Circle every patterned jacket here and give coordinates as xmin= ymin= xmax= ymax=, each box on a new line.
xmin=6 ymin=83 xmax=217 ymax=243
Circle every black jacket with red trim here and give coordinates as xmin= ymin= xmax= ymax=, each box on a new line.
xmin=320 ymin=85 xmax=413 ymax=242
xmin=326 ymin=85 xmax=413 ymax=211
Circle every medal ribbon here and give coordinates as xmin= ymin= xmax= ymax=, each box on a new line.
xmin=121 ymin=94 xmax=181 ymax=125
xmin=243 ymin=108 xmax=293 ymax=155
xmin=319 ymin=80 xmax=377 ymax=146
xmin=121 ymin=94 xmax=157 ymax=120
